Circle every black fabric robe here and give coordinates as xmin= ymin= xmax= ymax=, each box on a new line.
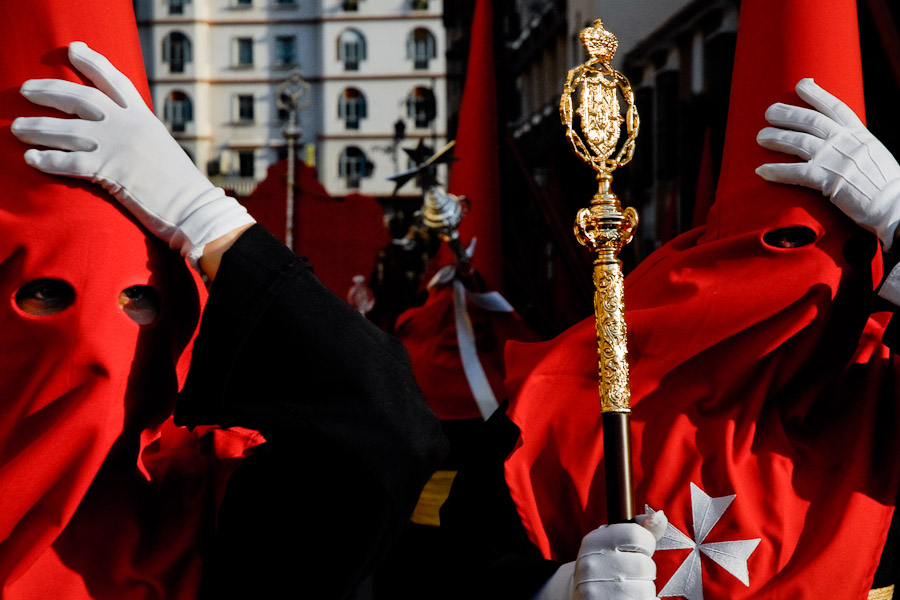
xmin=174 ymin=225 xmax=447 ymax=599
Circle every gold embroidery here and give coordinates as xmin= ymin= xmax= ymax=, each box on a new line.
xmin=410 ymin=470 xmax=457 ymax=527
xmin=869 ymin=585 xmax=895 ymax=600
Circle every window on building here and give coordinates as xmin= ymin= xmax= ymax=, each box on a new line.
xmin=410 ymin=0 xmax=428 ymax=9
xmin=234 ymin=0 xmax=252 ymax=7
xmin=274 ymin=35 xmax=297 ymax=67
xmin=275 ymin=0 xmax=296 ymax=5
xmin=342 ymin=0 xmax=358 ymax=11
xmin=168 ymin=0 xmax=188 ymax=15
xmin=338 ymin=146 xmax=372 ymax=188
xmin=337 ymin=29 xmax=366 ymax=71
xmin=338 ymin=88 xmax=367 ymax=130
xmin=407 ymin=87 xmax=436 ymax=129
xmin=234 ymin=94 xmax=255 ymax=123
xmin=163 ymin=90 xmax=193 ymax=133
xmin=234 ymin=37 xmax=254 ymax=67
xmin=162 ymin=32 xmax=192 ymax=74
xmin=238 ymin=151 xmax=255 ymax=178
xmin=407 ymin=28 xmax=436 ymax=69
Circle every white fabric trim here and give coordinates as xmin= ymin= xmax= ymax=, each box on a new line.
xmin=452 ymin=279 xmax=501 ymax=420
xmin=428 ymin=238 xmax=514 ymax=420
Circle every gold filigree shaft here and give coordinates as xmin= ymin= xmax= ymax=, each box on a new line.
xmin=574 ymin=175 xmax=637 ymax=413
xmin=561 ymin=19 xmax=639 ymax=414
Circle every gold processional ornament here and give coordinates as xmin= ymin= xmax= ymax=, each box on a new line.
xmin=560 ymin=18 xmax=639 ymax=415
xmin=396 ymin=141 xmax=473 ymax=276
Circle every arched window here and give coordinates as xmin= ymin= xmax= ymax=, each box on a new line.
xmin=163 ymin=90 xmax=193 ymax=133
xmin=337 ymin=29 xmax=366 ymax=71
xmin=338 ymin=88 xmax=367 ymax=130
xmin=407 ymin=28 xmax=436 ymax=70
xmin=407 ymin=87 xmax=436 ymax=129
xmin=162 ymin=32 xmax=192 ymax=74
xmin=338 ymin=146 xmax=373 ymax=188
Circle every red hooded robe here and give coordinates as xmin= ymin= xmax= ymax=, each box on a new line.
xmin=0 ymin=2 xmax=262 ymax=597
xmin=503 ymin=1 xmax=900 ymax=598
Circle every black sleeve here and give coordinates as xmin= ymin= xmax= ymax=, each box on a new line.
xmin=174 ymin=225 xmax=448 ymax=599
xmin=874 ymin=259 xmax=900 ymax=590
xmin=438 ymin=402 xmax=562 ymax=599
xmin=875 ymin=284 xmax=900 ymax=590
xmin=884 ymin=311 xmax=900 ymax=352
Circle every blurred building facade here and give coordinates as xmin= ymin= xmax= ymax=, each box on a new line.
xmin=132 ymin=0 xmax=900 ymax=335
xmin=486 ymin=0 xmax=900 ymax=336
xmin=133 ymin=0 xmax=447 ymax=197
xmin=472 ymin=0 xmax=740 ymax=335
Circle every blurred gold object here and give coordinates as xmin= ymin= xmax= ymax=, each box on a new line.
xmin=561 ymin=18 xmax=639 ymax=414
xmin=560 ymin=18 xmax=639 ymax=522
xmin=867 ymin=585 xmax=894 ymax=600
xmin=421 ymin=185 xmax=471 ymax=275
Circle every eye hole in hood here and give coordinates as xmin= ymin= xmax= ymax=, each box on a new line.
xmin=763 ymin=226 xmax=818 ymax=249
xmin=119 ymin=285 xmax=161 ymax=325
xmin=15 ymin=278 xmax=76 ymax=317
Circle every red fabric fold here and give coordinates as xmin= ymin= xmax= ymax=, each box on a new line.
xmin=396 ymin=280 xmax=538 ymax=420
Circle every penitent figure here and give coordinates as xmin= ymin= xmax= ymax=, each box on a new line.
xmin=5 ymin=39 xmax=445 ymax=599
xmin=436 ymin=2 xmax=900 ymax=599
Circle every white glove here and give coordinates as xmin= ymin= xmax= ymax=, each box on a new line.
xmin=755 ymin=78 xmax=900 ymax=251
xmin=11 ymin=41 xmax=255 ymax=268
xmin=533 ymin=511 xmax=667 ymax=600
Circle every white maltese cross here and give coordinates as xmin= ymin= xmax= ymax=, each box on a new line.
xmin=647 ymin=482 xmax=761 ymax=600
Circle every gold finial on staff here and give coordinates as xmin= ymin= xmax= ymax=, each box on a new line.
xmin=560 ymin=18 xmax=639 ymax=523
xmin=422 ymin=185 xmax=472 ymax=276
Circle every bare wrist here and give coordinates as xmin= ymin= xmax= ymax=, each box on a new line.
xmin=198 ymin=223 xmax=254 ymax=282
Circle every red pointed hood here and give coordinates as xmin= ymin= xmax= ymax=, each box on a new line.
xmin=448 ymin=0 xmax=502 ymax=290
xmin=0 ymin=0 xmax=204 ymax=591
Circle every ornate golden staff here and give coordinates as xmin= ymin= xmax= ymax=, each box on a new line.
xmin=560 ymin=19 xmax=640 ymax=523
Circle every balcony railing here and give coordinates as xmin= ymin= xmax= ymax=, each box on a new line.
xmin=209 ymin=175 xmax=260 ymax=197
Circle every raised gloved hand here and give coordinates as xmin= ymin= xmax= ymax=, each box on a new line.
xmin=533 ymin=511 xmax=667 ymax=600
xmin=755 ymin=78 xmax=900 ymax=251
xmin=11 ymin=41 xmax=255 ymax=269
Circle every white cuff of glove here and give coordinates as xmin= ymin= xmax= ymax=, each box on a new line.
xmin=166 ymin=186 xmax=256 ymax=267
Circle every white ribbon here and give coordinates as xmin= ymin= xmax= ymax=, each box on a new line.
xmin=427 ymin=240 xmax=513 ymax=420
